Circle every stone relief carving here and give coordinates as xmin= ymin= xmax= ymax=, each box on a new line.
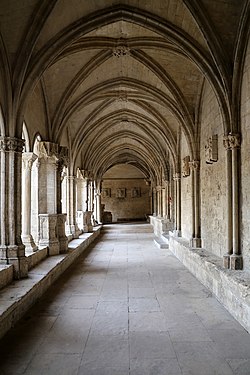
xmin=0 ymin=136 xmax=25 ymax=152
xmin=205 ymin=135 xmax=218 ymax=164
xmin=182 ymin=156 xmax=190 ymax=177
xmin=102 ymin=188 xmax=111 ymax=198
xmin=131 ymin=187 xmax=141 ymax=198
xmin=223 ymin=134 xmax=241 ymax=150
xmin=116 ymin=188 xmax=126 ymax=198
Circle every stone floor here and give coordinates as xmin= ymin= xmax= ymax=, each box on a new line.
xmin=0 ymin=223 xmax=250 ymax=375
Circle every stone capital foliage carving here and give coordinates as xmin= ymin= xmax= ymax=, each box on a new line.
xmin=37 ymin=141 xmax=59 ymax=160
xmin=223 ymin=134 xmax=241 ymax=150
xmin=22 ymin=152 xmax=37 ymax=170
xmin=0 ymin=136 xmax=25 ymax=152
xmin=189 ymin=160 xmax=200 ymax=171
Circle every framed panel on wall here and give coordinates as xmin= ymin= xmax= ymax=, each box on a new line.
xmin=131 ymin=187 xmax=141 ymax=198
xmin=116 ymin=188 xmax=126 ymax=198
xmin=102 ymin=188 xmax=111 ymax=198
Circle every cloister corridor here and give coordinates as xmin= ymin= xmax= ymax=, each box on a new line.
xmin=0 ymin=223 xmax=250 ymax=375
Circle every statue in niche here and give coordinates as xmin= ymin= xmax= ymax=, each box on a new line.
xmin=131 ymin=187 xmax=141 ymax=198
xmin=205 ymin=135 xmax=218 ymax=164
xmin=116 ymin=188 xmax=126 ymax=198
xmin=182 ymin=156 xmax=190 ymax=177
xmin=102 ymin=188 xmax=111 ymax=198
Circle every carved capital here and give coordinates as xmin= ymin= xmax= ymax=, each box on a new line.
xmin=22 ymin=152 xmax=37 ymax=170
xmin=223 ymin=134 xmax=241 ymax=150
xmin=189 ymin=160 xmax=200 ymax=171
xmin=37 ymin=141 xmax=59 ymax=160
xmin=0 ymin=136 xmax=25 ymax=152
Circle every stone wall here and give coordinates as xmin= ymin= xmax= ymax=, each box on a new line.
xmin=241 ymin=35 xmax=250 ymax=270
xmin=101 ymin=178 xmax=151 ymax=223
xmin=199 ymin=80 xmax=227 ymax=257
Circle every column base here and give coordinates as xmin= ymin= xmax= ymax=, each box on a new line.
xmin=174 ymin=229 xmax=182 ymax=237
xmin=39 ymin=214 xmax=60 ymax=255
xmin=230 ymin=254 xmax=243 ymax=270
xmin=223 ymin=254 xmax=231 ymax=269
xmin=57 ymin=214 xmax=68 ymax=253
xmin=190 ymin=237 xmax=202 ymax=248
xmin=22 ymin=235 xmax=38 ymax=253
xmin=66 ymin=224 xmax=80 ymax=239
xmin=0 ymin=245 xmax=28 ymax=279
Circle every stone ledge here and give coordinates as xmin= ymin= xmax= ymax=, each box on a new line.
xmin=0 ymin=226 xmax=102 ymax=340
xmin=27 ymin=247 xmax=48 ymax=270
xmin=0 ymin=265 xmax=14 ymax=290
xmin=169 ymin=232 xmax=250 ymax=333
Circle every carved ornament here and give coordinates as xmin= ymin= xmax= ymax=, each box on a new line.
xmin=223 ymin=134 xmax=241 ymax=150
xmin=0 ymin=136 xmax=25 ymax=153
xmin=182 ymin=156 xmax=190 ymax=177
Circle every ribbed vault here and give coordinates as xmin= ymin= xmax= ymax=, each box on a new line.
xmin=0 ymin=0 xmax=246 ymax=182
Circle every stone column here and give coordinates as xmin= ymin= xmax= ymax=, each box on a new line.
xmin=223 ymin=135 xmax=242 ymax=269
xmin=0 ymin=137 xmax=28 ymax=278
xmin=189 ymin=161 xmax=202 ymax=248
xmin=65 ymin=175 xmax=79 ymax=238
xmin=162 ymin=185 xmax=166 ymax=219
xmin=173 ymin=172 xmax=181 ymax=236
xmin=223 ymin=137 xmax=233 ymax=268
xmin=223 ymin=134 xmax=242 ymax=270
xmin=56 ymin=146 xmax=69 ymax=253
xmin=22 ymin=152 xmax=38 ymax=252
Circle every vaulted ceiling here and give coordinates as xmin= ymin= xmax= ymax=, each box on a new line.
xmin=0 ymin=0 xmax=247 ymax=182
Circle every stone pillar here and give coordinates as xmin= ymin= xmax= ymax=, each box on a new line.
xmin=173 ymin=173 xmax=181 ymax=236
xmin=22 ymin=152 xmax=38 ymax=252
xmin=223 ymin=135 xmax=242 ymax=269
xmin=65 ymin=175 xmax=79 ymax=238
xmin=83 ymin=211 xmax=93 ymax=233
xmin=95 ymin=180 xmax=102 ymax=224
xmin=223 ymin=138 xmax=233 ymax=268
xmin=38 ymin=214 xmax=59 ymax=255
xmin=0 ymin=137 xmax=28 ymax=278
xmin=153 ymin=187 xmax=157 ymax=216
xmin=223 ymin=134 xmax=242 ymax=269
xmin=156 ymin=186 xmax=161 ymax=217
xmin=57 ymin=213 xmax=68 ymax=253
xmin=162 ymin=185 xmax=166 ymax=219
xmin=189 ymin=161 xmax=202 ymax=248
xmin=56 ymin=146 xmax=69 ymax=253
xmin=37 ymin=141 xmax=58 ymax=215
xmin=36 ymin=142 xmax=60 ymax=255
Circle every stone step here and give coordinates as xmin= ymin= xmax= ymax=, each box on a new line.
xmin=154 ymin=236 xmax=169 ymax=249
xmin=161 ymin=233 xmax=169 ymax=244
